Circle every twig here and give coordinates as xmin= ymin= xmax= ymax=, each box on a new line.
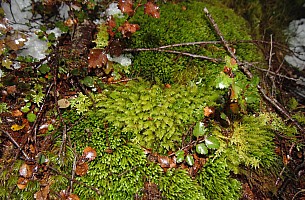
xmin=203 ymin=7 xmax=253 ymax=79
xmin=69 ymin=146 xmax=78 ymax=193
xmin=0 ymin=129 xmax=30 ymax=160
xmin=31 ymin=82 xmax=54 ymax=144
xmin=123 ymin=48 xmax=222 ymax=62
xmin=267 ymin=34 xmax=273 ymax=77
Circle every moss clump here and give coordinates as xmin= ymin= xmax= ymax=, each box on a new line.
xmin=66 ymin=107 xmax=207 ymax=199
xmin=128 ymin=1 xmax=261 ymax=83
xmin=80 ymin=80 xmax=222 ymax=153
xmin=197 ymin=156 xmax=242 ymax=200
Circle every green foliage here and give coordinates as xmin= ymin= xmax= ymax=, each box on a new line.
xmin=89 ymin=80 xmax=220 ymax=153
xmin=0 ymin=102 xmax=8 ymax=113
xmin=158 ymin=169 xmax=206 ymax=200
xmin=197 ymin=156 xmax=241 ymax=200
xmin=128 ymin=1 xmax=261 ymax=83
xmin=215 ymin=113 xmax=281 ymax=172
xmin=94 ymin=23 xmax=109 ymax=48
xmin=64 ymin=110 xmax=207 ymax=199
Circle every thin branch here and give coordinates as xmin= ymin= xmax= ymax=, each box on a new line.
xmin=0 ymin=129 xmax=30 ymax=160
xmin=267 ymin=34 xmax=273 ymax=77
xmin=204 ymin=7 xmax=253 ymax=79
xmin=123 ymin=48 xmax=222 ymax=62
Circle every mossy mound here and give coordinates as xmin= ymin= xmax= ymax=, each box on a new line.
xmin=128 ymin=1 xmax=260 ymax=83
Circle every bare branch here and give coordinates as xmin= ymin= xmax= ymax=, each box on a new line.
xmin=0 ymin=129 xmax=30 ymax=160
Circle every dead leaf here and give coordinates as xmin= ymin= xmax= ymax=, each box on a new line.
xmin=12 ymin=110 xmax=23 ymax=117
xmin=5 ymin=31 xmax=27 ymax=51
xmin=108 ymin=39 xmax=124 ymax=57
xmin=17 ymin=177 xmax=28 ymax=190
xmin=118 ymin=21 xmax=140 ymax=38
xmin=19 ymin=163 xmax=33 ymax=178
xmin=7 ymin=85 xmax=17 ymax=94
xmin=67 ymin=194 xmax=80 ymax=200
xmin=83 ymin=146 xmax=97 ymax=162
xmin=88 ymin=49 xmax=108 ymax=68
xmin=34 ymin=185 xmax=50 ymax=200
xmin=203 ymin=106 xmax=214 ymax=117
xmin=144 ymin=2 xmax=160 ymax=18
xmin=158 ymin=155 xmax=170 ymax=168
xmin=118 ymin=0 xmax=134 ymax=16
xmin=164 ymin=84 xmax=171 ymax=88
xmin=58 ymin=98 xmax=70 ymax=108
xmin=75 ymin=162 xmax=88 ymax=176
xmin=11 ymin=124 xmax=25 ymax=131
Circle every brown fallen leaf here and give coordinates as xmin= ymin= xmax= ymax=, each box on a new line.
xmin=75 ymin=162 xmax=89 ymax=176
xmin=144 ymin=2 xmax=160 ymax=18
xmin=118 ymin=0 xmax=134 ymax=16
xmin=17 ymin=177 xmax=28 ymax=190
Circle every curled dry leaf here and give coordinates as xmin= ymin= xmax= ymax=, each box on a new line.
xmin=19 ymin=163 xmax=32 ymax=178
xmin=118 ymin=0 xmax=134 ymax=16
xmin=144 ymin=2 xmax=160 ymax=18
xmin=17 ymin=177 xmax=28 ymax=190
xmin=83 ymin=146 xmax=97 ymax=162
xmin=75 ymin=162 xmax=89 ymax=176
xmin=118 ymin=21 xmax=140 ymax=38
xmin=88 ymin=49 xmax=108 ymax=68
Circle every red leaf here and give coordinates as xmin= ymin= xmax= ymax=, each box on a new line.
xmin=144 ymin=2 xmax=160 ymax=18
xmin=118 ymin=0 xmax=134 ymax=16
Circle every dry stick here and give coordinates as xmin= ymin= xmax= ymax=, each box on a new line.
xmin=0 ymin=129 xmax=30 ymax=160
xmin=123 ymin=47 xmax=222 ymax=62
xmin=203 ymin=7 xmax=305 ymax=133
xmin=31 ymin=82 xmax=54 ymax=144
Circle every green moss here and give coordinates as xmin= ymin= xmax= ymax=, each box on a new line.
xmin=82 ymin=80 xmax=222 ymax=153
xmin=127 ymin=1 xmax=261 ymax=83
xmin=158 ymin=169 xmax=206 ymax=200
xmin=197 ymin=155 xmax=241 ymax=200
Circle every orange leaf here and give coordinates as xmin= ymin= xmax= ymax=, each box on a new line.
xmin=203 ymin=106 xmax=214 ymax=117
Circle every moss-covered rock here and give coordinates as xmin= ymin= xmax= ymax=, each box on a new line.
xmin=128 ymin=1 xmax=261 ymax=83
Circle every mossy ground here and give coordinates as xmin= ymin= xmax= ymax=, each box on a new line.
xmin=1 ymin=0 xmax=300 ymax=199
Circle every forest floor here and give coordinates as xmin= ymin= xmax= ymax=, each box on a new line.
xmin=1 ymin=0 xmax=305 ymax=199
